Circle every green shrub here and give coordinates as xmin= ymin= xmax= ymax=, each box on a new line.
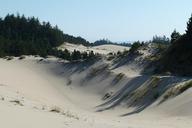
xmin=129 ymin=41 xmax=143 ymax=54
xmin=6 ymin=56 xmax=14 ymax=60
xmin=18 ymin=55 xmax=26 ymax=60
xmin=49 ymin=106 xmax=61 ymax=113
xmin=150 ymin=76 xmax=160 ymax=88
xmin=161 ymin=80 xmax=192 ymax=103
xmin=179 ymin=81 xmax=192 ymax=93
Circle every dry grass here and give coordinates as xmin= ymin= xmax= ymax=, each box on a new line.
xmin=179 ymin=80 xmax=192 ymax=93
xmin=49 ymin=106 xmax=62 ymax=113
xmin=10 ymin=100 xmax=24 ymax=106
xmin=88 ymin=65 xmax=108 ymax=77
xmin=62 ymin=111 xmax=79 ymax=120
xmin=145 ymin=54 xmax=161 ymax=62
xmin=150 ymin=76 xmax=160 ymax=88
xmin=102 ymin=91 xmax=113 ymax=100
xmin=160 ymin=80 xmax=192 ymax=103
xmin=128 ymin=76 xmax=161 ymax=104
xmin=113 ymin=73 xmax=125 ymax=84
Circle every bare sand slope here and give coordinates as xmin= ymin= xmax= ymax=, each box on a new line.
xmin=0 ymin=57 xmax=191 ymax=128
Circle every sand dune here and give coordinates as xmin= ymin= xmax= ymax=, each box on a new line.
xmin=58 ymin=42 xmax=130 ymax=54
xmin=0 ymin=57 xmax=191 ymax=128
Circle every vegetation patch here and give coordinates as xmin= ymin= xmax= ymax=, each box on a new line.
xmin=49 ymin=106 xmax=62 ymax=113
xmin=18 ymin=55 xmax=26 ymax=60
xmin=0 ymin=14 xmax=94 ymax=60
xmin=113 ymin=73 xmax=125 ymax=84
xmin=102 ymin=91 xmax=113 ymax=100
xmin=179 ymin=80 xmax=192 ymax=93
xmin=145 ymin=54 xmax=161 ymax=62
xmin=160 ymin=80 xmax=192 ymax=103
xmin=4 ymin=56 xmax=14 ymax=60
xmin=88 ymin=65 xmax=108 ymax=77
xmin=129 ymin=41 xmax=144 ymax=54
xmin=130 ymin=85 xmax=149 ymax=104
xmin=128 ymin=76 xmax=161 ymax=105
xmin=107 ymin=53 xmax=115 ymax=61
xmin=156 ymin=15 xmax=192 ymax=76
xmin=10 ymin=100 xmax=24 ymax=106
xmin=150 ymin=76 xmax=160 ymax=88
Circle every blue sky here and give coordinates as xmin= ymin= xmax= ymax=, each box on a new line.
xmin=0 ymin=0 xmax=192 ymax=42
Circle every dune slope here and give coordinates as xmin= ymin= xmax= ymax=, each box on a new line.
xmin=0 ymin=57 xmax=191 ymax=128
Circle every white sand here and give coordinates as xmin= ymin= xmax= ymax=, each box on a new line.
xmin=58 ymin=42 xmax=130 ymax=54
xmin=0 ymin=57 xmax=191 ymax=128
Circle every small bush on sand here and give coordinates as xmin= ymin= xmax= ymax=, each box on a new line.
xmin=4 ymin=56 xmax=14 ymax=60
xmin=18 ymin=55 xmax=26 ymax=60
xmin=49 ymin=106 xmax=62 ymax=113
xmin=129 ymin=41 xmax=143 ymax=54
xmin=10 ymin=100 xmax=23 ymax=106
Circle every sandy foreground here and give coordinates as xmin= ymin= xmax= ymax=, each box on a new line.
xmin=0 ymin=57 xmax=191 ymax=128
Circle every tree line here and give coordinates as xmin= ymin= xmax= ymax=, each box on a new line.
xmin=93 ymin=39 xmax=132 ymax=47
xmin=0 ymin=14 xmax=91 ymax=58
xmin=156 ymin=14 xmax=192 ymax=75
xmin=51 ymin=48 xmax=97 ymax=61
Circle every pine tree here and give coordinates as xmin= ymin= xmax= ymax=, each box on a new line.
xmin=171 ymin=29 xmax=181 ymax=43
xmin=186 ymin=14 xmax=192 ymax=37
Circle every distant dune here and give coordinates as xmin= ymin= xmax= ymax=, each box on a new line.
xmin=58 ymin=42 xmax=130 ymax=54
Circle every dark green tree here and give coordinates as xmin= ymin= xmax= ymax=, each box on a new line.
xmin=186 ymin=14 xmax=192 ymax=36
xmin=0 ymin=14 xmax=90 ymax=58
xmin=171 ymin=29 xmax=181 ymax=43
xmin=82 ymin=52 xmax=88 ymax=59
xmin=88 ymin=51 xmax=95 ymax=59
xmin=129 ymin=41 xmax=142 ymax=53
xmin=152 ymin=35 xmax=170 ymax=44
xmin=71 ymin=50 xmax=81 ymax=60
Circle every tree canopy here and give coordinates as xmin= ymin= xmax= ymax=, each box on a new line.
xmin=170 ymin=29 xmax=181 ymax=43
xmin=156 ymin=14 xmax=192 ymax=75
xmin=186 ymin=14 xmax=192 ymax=36
xmin=0 ymin=14 xmax=90 ymax=57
